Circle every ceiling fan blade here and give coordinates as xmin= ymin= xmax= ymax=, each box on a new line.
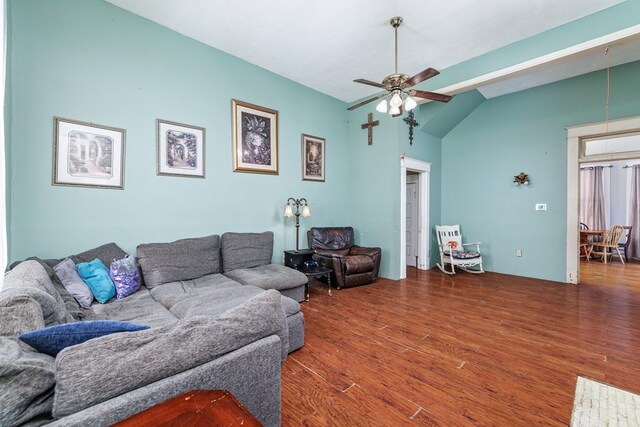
xmin=353 ymin=79 xmax=386 ymax=89
xmin=411 ymin=89 xmax=452 ymax=103
xmin=391 ymin=106 xmax=403 ymax=118
xmin=404 ymin=68 xmax=439 ymax=88
xmin=347 ymin=93 xmax=387 ymax=111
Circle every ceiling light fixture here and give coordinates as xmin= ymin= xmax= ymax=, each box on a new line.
xmin=348 ymin=17 xmax=452 ymax=117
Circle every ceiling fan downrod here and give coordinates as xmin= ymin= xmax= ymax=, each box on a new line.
xmin=391 ymin=16 xmax=402 ymax=75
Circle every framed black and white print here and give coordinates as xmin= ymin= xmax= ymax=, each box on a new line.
xmin=302 ymin=134 xmax=325 ymax=182
xmin=53 ymin=117 xmax=125 ymax=189
xmin=157 ymin=119 xmax=205 ymax=178
xmin=232 ymin=99 xmax=278 ymax=174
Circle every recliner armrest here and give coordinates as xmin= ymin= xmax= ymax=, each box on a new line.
xmin=349 ymin=246 xmax=381 ymax=257
xmin=314 ymin=251 xmax=345 ymax=259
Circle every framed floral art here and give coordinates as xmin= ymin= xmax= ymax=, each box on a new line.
xmin=231 ymin=99 xmax=278 ymax=174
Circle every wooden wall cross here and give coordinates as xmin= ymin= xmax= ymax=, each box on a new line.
xmin=403 ymin=111 xmax=419 ymax=145
xmin=361 ymin=113 xmax=379 ymax=146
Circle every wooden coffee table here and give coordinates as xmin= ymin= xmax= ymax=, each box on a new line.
xmin=113 ymin=390 xmax=261 ymax=427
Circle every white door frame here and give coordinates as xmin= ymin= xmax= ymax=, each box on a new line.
xmin=400 ymin=157 xmax=431 ymax=279
xmin=566 ymin=115 xmax=640 ymax=283
xmin=406 ymin=177 xmax=419 ymax=266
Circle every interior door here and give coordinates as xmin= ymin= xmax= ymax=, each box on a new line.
xmin=406 ymin=181 xmax=418 ymax=266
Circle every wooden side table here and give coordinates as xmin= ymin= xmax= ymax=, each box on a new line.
xmin=113 ymin=390 xmax=261 ymax=427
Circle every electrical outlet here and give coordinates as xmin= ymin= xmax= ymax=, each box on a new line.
xmin=516 ymin=249 xmax=522 ymax=257
xmin=535 ymin=203 xmax=547 ymax=211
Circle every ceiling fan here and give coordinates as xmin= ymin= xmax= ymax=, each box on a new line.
xmin=348 ymin=16 xmax=452 ymax=116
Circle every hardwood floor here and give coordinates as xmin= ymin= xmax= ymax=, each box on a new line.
xmin=281 ymin=266 xmax=640 ymax=426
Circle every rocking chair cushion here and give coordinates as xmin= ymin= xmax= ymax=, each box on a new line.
xmin=444 ymin=250 xmax=481 ymax=259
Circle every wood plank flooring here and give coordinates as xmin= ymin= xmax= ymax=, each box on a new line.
xmin=281 ymin=264 xmax=640 ymax=426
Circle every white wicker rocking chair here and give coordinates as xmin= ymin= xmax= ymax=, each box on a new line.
xmin=435 ymin=225 xmax=484 ymax=275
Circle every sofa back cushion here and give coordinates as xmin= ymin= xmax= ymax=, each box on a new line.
xmin=137 ymin=235 xmax=221 ymax=289
xmin=70 ymin=242 xmax=128 ymax=267
xmin=221 ymin=232 xmax=273 ymax=272
xmin=3 ymin=260 xmax=74 ymax=325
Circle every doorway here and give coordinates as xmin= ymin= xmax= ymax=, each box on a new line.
xmin=406 ymin=172 xmax=419 ymax=267
xmin=399 ymin=157 xmax=430 ymax=279
xmin=566 ymin=115 xmax=640 ymax=283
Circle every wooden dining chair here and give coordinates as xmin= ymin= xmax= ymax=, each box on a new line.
xmin=587 ymin=225 xmax=625 ymax=264
xmin=618 ymin=225 xmax=633 ymax=263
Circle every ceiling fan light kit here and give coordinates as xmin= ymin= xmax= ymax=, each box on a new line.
xmin=348 ymin=16 xmax=452 ymax=116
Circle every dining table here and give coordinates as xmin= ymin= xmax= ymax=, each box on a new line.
xmin=580 ymin=229 xmax=606 ymax=260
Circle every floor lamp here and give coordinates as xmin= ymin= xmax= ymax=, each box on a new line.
xmin=284 ymin=197 xmax=311 ymax=252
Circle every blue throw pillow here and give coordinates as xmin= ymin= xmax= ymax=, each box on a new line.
xmin=77 ymin=258 xmax=116 ymax=303
xmin=19 ymin=321 xmax=150 ymax=357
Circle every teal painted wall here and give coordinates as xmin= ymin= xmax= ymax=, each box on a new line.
xmin=7 ymin=0 xmax=351 ymax=263
xmin=404 ymin=109 xmax=443 ymax=268
xmin=347 ymin=107 xmax=401 ymax=279
xmin=345 ymin=102 xmax=446 ymax=279
xmin=441 ymin=60 xmax=640 ymax=282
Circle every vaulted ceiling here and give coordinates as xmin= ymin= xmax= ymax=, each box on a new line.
xmin=106 ymin=0 xmax=638 ymax=102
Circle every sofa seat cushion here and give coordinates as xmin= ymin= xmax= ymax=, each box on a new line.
xmin=164 ymin=283 xmax=301 ymax=319
xmin=169 ymin=285 xmax=263 ymax=319
xmin=86 ymin=287 xmax=178 ymax=328
xmin=223 ymin=264 xmax=307 ymax=291
xmin=53 ymin=290 xmax=288 ymax=418
xmin=137 ymin=235 xmax=221 ymax=289
xmin=344 ymin=255 xmax=374 ymax=275
xmin=149 ymin=273 xmax=242 ymax=311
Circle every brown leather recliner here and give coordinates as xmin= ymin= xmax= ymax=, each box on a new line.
xmin=307 ymin=227 xmax=382 ymax=289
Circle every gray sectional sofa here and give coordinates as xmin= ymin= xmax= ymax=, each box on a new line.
xmin=0 ymin=232 xmax=307 ymax=427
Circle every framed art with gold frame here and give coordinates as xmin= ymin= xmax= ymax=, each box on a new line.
xmin=231 ymin=99 xmax=278 ymax=174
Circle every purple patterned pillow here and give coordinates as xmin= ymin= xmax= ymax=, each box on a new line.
xmin=109 ymin=255 xmax=141 ymax=299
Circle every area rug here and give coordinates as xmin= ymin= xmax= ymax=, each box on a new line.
xmin=571 ymin=376 xmax=640 ymax=426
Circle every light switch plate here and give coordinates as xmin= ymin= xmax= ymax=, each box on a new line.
xmin=535 ymin=203 xmax=547 ymax=211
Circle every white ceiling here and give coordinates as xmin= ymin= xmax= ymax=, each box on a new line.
xmin=106 ymin=0 xmax=627 ymax=103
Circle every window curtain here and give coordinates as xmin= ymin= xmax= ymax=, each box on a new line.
xmin=580 ymin=167 xmax=607 ymax=230
xmin=628 ymin=165 xmax=640 ymax=258
xmin=0 ymin=0 xmax=7 ymax=289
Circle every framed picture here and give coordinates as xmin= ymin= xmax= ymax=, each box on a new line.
xmin=302 ymin=134 xmax=325 ymax=182
xmin=232 ymin=99 xmax=278 ymax=174
xmin=52 ymin=117 xmax=125 ymax=189
xmin=156 ymin=119 xmax=205 ymax=178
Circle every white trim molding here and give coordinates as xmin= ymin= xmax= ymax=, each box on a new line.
xmin=420 ymin=24 xmax=640 ymax=102
xmin=566 ymin=115 xmax=640 ymax=284
xmin=400 ymin=157 xmax=431 ymax=279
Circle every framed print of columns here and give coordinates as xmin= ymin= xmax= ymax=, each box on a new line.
xmin=301 ymin=134 xmax=325 ymax=182
xmin=156 ymin=119 xmax=205 ymax=178
xmin=53 ymin=117 xmax=125 ymax=189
